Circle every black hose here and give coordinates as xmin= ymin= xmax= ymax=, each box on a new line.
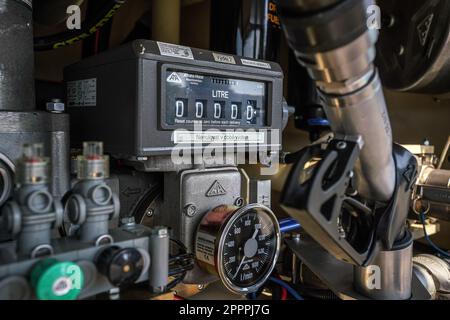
xmin=34 ymin=0 xmax=126 ymax=51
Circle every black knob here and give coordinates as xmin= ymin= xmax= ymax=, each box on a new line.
xmin=95 ymin=246 xmax=144 ymax=287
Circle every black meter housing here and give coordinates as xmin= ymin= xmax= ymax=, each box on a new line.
xmin=64 ymin=40 xmax=284 ymax=157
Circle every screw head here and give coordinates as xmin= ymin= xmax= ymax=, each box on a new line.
xmin=146 ymin=209 xmax=154 ymax=217
xmin=336 ymin=141 xmax=347 ymax=150
xmin=46 ymin=99 xmax=65 ymax=113
xmin=234 ymin=197 xmax=244 ymax=207
xmin=184 ymin=204 xmax=197 ymax=217
xmin=120 ymin=216 xmax=135 ymax=225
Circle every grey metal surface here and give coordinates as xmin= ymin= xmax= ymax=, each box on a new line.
xmin=67 ymin=179 xmax=120 ymax=244
xmin=354 ymin=242 xmax=413 ymax=300
xmin=377 ymin=0 xmax=450 ymax=94
xmin=0 ymin=0 xmax=35 ymax=111
xmin=2 ymin=184 xmax=63 ymax=256
xmin=0 ymin=111 xmax=70 ymax=199
xmin=322 ymin=71 xmax=395 ymax=202
xmin=286 ymin=237 xmax=431 ymax=300
xmin=413 ymin=254 xmax=450 ymax=300
xmin=158 ymin=167 xmax=242 ymax=284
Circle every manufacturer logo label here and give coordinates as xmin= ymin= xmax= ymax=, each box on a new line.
xmin=206 ymin=180 xmax=227 ymax=197
xmin=167 ymin=72 xmax=183 ymax=84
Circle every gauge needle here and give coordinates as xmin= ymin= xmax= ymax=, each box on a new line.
xmin=233 ymin=227 xmax=259 ymax=279
xmin=233 ymin=256 xmax=246 ymax=280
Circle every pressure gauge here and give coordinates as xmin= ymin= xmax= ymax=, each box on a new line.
xmin=195 ymin=204 xmax=281 ymax=294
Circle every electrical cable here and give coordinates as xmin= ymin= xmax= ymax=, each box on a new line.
xmin=279 ymin=218 xmax=301 ymax=233
xmin=166 ymin=238 xmax=194 ymax=292
xmin=166 ymin=272 xmax=186 ymax=291
xmin=34 ymin=0 xmax=126 ymax=51
xmin=268 ymin=276 xmax=304 ymax=300
xmin=169 ymin=238 xmax=194 ymax=276
xmin=419 ymin=212 xmax=450 ymax=259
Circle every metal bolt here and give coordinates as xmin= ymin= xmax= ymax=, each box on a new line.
xmin=198 ymin=284 xmax=205 ymax=291
xmin=152 ymin=226 xmax=168 ymax=237
xmin=336 ymin=141 xmax=347 ymax=150
xmin=146 ymin=208 xmax=154 ymax=217
xmin=184 ymin=204 xmax=197 ymax=217
xmin=109 ymin=287 xmax=120 ymax=300
xmin=120 ymin=216 xmax=135 ymax=226
xmin=234 ymin=197 xmax=244 ymax=207
xmin=46 ymin=99 xmax=65 ymax=113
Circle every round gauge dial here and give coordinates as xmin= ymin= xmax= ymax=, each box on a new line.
xmin=195 ymin=204 xmax=280 ymax=294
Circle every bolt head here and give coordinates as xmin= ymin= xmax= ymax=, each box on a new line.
xmin=234 ymin=197 xmax=244 ymax=207
xmin=336 ymin=141 xmax=347 ymax=150
xmin=184 ymin=204 xmax=197 ymax=217
xmin=120 ymin=216 xmax=135 ymax=225
xmin=46 ymin=100 xmax=65 ymax=113
xmin=152 ymin=226 xmax=168 ymax=237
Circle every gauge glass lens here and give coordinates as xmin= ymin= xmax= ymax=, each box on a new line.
xmin=221 ymin=208 xmax=277 ymax=287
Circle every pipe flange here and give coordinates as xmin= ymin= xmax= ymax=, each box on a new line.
xmin=95 ymin=234 xmax=114 ymax=247
xmin=26 ymin=190 xmax=53 ymax=214
xmin=30 ymin=244 xmax=54 ymax=259
xmin=53 ymin=199 xmax=64 ymax=229
xmin=109 ymin=193 xmax=120 ymax=221
xmin=67 ymin=194 xmax=87 ymax=225
xmin=89 ymin=184 xmax=112 ymax=206
xmin=2 ymin=201 xmax=22 ymax=236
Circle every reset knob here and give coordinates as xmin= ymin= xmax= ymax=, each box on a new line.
xmin=95 ymin=246 xmax=145 ymax=287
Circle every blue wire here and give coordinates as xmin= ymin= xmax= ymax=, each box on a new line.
xmin=279 ymin=218 xmax=301 ymax=234
xmin=269 ymin=277 xmax=304 ymax=300
xmin=419 ymin=212 xmax=450 ymax=259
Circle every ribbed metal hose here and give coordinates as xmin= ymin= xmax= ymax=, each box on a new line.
xmin=277 ymin=0 xmax=396 ymax=202
xmin=0 ymin=0 xmax=35 ymax=111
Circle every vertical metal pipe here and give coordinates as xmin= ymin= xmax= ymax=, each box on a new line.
xmin=0 ymin=0 xmax=35 ymax=111
xmin=149 ymin=226 xmax=169 ymax=293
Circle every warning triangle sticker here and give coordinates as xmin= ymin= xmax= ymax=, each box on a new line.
xmin=206 ymin=180 xmax=227 ymax=197
xmin=417 ymin=14 xmax=434 ymax=47
xmin=167 ymin=72 xmax=182 ymax=84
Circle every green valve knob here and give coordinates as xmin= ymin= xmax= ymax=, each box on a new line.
xmin=31 ymin=259 xmax=84 ymax=300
